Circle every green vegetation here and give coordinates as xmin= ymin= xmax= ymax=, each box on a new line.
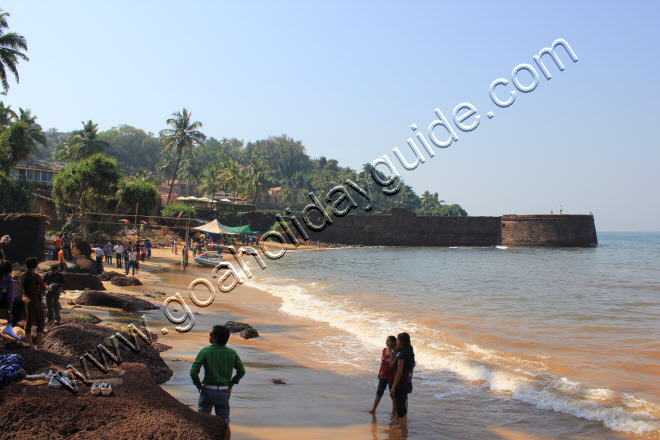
xmin=0 ymin=6 xmax=467 ymax=218
xmin=0 ymin=10 xmax=28 ymax=93
xmin=52 ymin=153 xmax=121 ymax=217
xmin=160 ymin=108 xmax=206 ymax=204
xmin=116 ymin=178 xmax=161 ymax=215
xmin=0 ymin=171 xmax=31 ymax=212
xmin=54 ymin=120 xmax=110 ymax=161
xmin=161 ymin=204 xmax=196 ymax=219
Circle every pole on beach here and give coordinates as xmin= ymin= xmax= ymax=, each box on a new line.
xmin=133 ymin=202 xmax=139 ymax=247
xmin=183 ymin=206 xmax=191 ymax=270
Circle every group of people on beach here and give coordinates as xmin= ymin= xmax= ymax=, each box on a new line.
xmin=87 ymin=239 xmax=152 ymax=276
xmin=0 ymin=257 xmax=64 ymax=348
xmin=369 ymin=332 xmax=416 ymax=437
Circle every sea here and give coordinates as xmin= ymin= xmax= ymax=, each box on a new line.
xmin=241 ymin=231 xmax=660 ymax=438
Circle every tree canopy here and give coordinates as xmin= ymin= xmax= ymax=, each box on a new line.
xmin=52 ymin=153 xmax=121 ymax=217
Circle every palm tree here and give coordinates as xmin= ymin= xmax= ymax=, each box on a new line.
xmin=0 ymin=10 xmax=28 ymax=94
xmin=0 ymin=100 xmax=16 ymax=126
xmin=219 ymin=158 xmax=242 ymax=201
xmin=241 ymin=157 xmax=270 ymax=204
xmin=160 ymin=108 xmax=206 ymax=204
xmin=180 ymin=150 xmax=205 ymax=196
xmin=199 ymin=163 xmax=223 ymax=202
xmin=131 ymin=167 xmax=158 ymax=184
xmin=53 ymin=134 xmax=79 ymax=161
xmin=72 ymin=120 xmax=109 ymax=160
xmin=278 ymin=187 xmax=292 ymax=206
xmin=54 ymin=120 xmax=109 ymax=161
xmin=17 ymin=108 xmax=46 ymax=152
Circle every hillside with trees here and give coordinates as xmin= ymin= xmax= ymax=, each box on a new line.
xmin=0 ymin=7 xmax=466 ymax=218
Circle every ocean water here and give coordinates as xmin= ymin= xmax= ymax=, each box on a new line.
xmin=245 ymin=232 xmax=660 ymax=438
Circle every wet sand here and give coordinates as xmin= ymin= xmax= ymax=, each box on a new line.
xmin=66 ymin=247 xmax=646 ymax=439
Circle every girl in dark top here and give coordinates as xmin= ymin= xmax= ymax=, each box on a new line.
xmin=390 ymin=332 xmax=415 ymax=436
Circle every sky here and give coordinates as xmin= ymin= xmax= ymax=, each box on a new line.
xmin=4 ymin=1 xmax=659 ymax=231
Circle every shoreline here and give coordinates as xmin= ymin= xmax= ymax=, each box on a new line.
xmin=112 ymin=247 xmax=640 ymax=439
xmin=3 ymin=246 xmax=647 ymax=439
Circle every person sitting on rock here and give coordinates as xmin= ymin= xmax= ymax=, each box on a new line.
xmin=20 ymin=258 xmax=47 ymax=349
xmin=43 ymin=264 xmax=64 ymax=325
xmin=0 ymin=260 xmax=19 ymax=339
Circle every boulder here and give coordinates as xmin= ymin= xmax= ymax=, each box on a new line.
xmin=73 ymin=256 xmax=97 ymax=275
xmin=44 ymin=323 xmax=172 ymax=384
xmin=72 ymin=237 xmax=97 ymax=275
xmin=240 ymin=328 xmax=259 ymax=339
xmin=62 ymin=273 xmax=105 ymax=291
xmin=224 ymin=321 xmax=252 ymax=333
xmin=75 ymin=289 xmax=158 ymax=312
xmin=61 ymin=312 xmax=102 ymax=324
xmin=98 ymin=271 xmax=142 ymax=286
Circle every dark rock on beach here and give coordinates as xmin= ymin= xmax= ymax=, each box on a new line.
xmin=62 ymin=273 xmax=105 ymax=291
xmin=224 ymin=321 xmax=253 ymax=333
xmin=44 ymin=322 xmax=172 ymax=384
xmin=98 ymin=271 xmax=142 ymax=286
xmin=240 ymin=328 xmax=259 ymax=339
xmin=0 ymin=349 xmax=223 ymax=439
xmin=72 ymin=237 xmax=97 ymax=275
xmin=75 ymin=289 xmax=158 ymax=312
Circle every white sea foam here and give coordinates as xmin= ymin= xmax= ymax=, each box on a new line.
xmin=246 ymin=278 xmax=660 ymax=435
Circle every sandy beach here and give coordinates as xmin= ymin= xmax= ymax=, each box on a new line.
xmin=83 ymin=246 xmax=645 ymax=440
xmin=3 ymin=243 xmax=653 ymax=440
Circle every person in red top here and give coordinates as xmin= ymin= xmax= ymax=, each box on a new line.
xmin=54 ymin=235 xmax=62 ymax=258
xmin=57 ymin=248 xmax=66 ymax=272
xmin=368 ymin=335 xmax=397 ymax=414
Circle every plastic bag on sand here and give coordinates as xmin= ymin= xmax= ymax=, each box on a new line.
xmin=61 ymin=290 xmax=83 ymax=300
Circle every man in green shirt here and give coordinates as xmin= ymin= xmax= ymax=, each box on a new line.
xmin=190 ymin=325 xmax=245 ymax=439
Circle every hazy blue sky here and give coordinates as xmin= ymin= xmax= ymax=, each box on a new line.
xmin=4 ymin=1 xmax=659 ymax=231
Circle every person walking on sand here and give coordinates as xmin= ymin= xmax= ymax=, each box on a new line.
xmin=61 ymin=233 xmax=73 ymax=262
xmin=191 ymin=325 xmax=245 ymax=440
xmin=20 ymin=258 xmax=47 ymax=349
xmin=126 ymin=248 xmax=138 ymax=276
xmin=43 ymin=264 xmax=64 ymax=325
xmin=369 ymin=335 xmax=397 ymax=415
xmin=104 ymin=242 xmax=113 ymax=265
xmin=174 ymin=240 xmax=178 ymax=255
xmin=171 ymin=238 xmax=175 ymax=253
xmin=93 ymin=245 xmax=104 ymax=273
xmin=114 ymin=242 xmax=124 ymax=268
xmin=57 ymin=247 xmax=67 ymax=272
xmin=390 ymin=332 xmax=415 ymax=437
xmin=54 ymin=235 xmax=62 ymax=259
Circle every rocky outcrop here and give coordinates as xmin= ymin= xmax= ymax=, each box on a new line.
xmin=0 ymin=321 xmax=224 ymax=439
xmin=240 ymin=328 xmax=259 ymax=339
xmin=75 ymin=289 xmax=158 ymax=312
xmin=44 ymin=322 xmax=171 ymax=383
xmin=62 ymin=273 xmax=105 ymax=291
xmin=224 ymin=321 xmax=253 ymax=333
xmin=98 ymin=271 xmax=142 ymax=287
xmin=72 ymin=237 xmax=97 ymax=275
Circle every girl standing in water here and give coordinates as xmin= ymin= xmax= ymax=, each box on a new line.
xmin=390 ymin=332 xmax=415 ymax=436
xmin=368 ymin=335 xmax=397 ymax=414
